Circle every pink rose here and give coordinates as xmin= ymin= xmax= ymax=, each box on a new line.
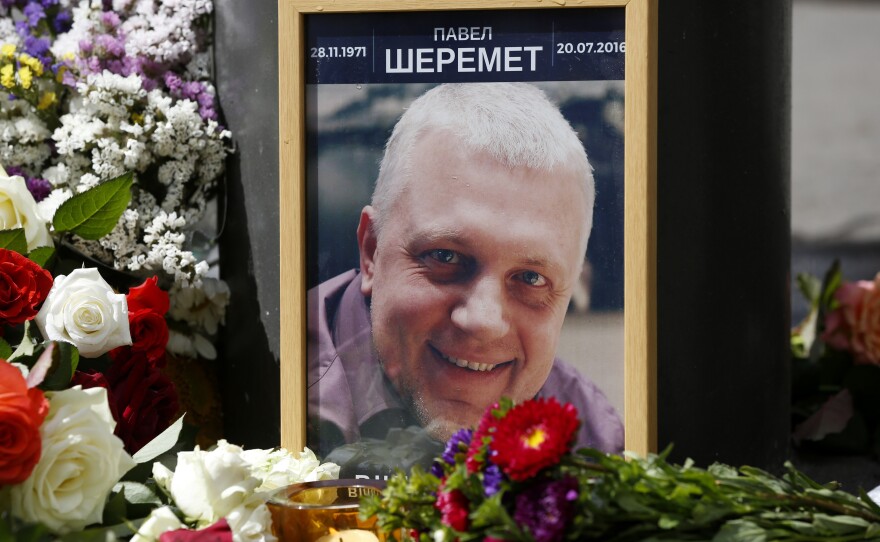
xmin=822 ymin=274 xmax=880 ymax=365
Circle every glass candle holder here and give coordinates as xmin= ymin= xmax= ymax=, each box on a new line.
xmin=266 ymin=479 xmax=392 ymax=542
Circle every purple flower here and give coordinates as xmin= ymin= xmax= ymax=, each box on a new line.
xmin=164 ymin=72 xmax=182 ymax=93
xmin=430 ymin=428 xmax=473 ymax=478
xmin=23 ymin=35 xmax=50 ymax=65
xmin=22 ymin=3 xmax=45 ymax=27
xmin=483 ymin=463 xmax=503 ymax=497
xmin=5 ymin=167 xmax=51 ymax=202
xmin=181 ymin=80 xmax=203 ymax=101
xmin=95 ymin=34 xmax=125 ymax=57
xmin=100 ymin=10 xmax=120 ymax=29
xmin=52 ymin=10 xmax=71 ymax=33
xmin=513 ymin=477 xmax=579 ymax=542
xmin=25 ymin=176 xmax=51 ymax=202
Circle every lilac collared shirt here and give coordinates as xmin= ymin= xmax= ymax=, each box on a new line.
xmin=307 ymin=270 xmax=624 ymax=458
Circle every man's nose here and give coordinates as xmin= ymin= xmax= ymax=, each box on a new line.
xmin=450 ymin=276 xmax=510 ymax=340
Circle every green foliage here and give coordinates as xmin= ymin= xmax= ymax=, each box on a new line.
xmin=27 ymin=246 xmax=55 ymax=268
xmin=15 ymin=340 xmax=79 ymax=391
xmin=0 ymin=228 xmax=27 ymax=254
xmin=52 ymin=172 xmax=133 ymax=240
xmin=365 ymin=449 xmax=880 ymax=542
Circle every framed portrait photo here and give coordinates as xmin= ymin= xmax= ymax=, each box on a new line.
xmin=279 ymin=0 xmax=656 ymax=470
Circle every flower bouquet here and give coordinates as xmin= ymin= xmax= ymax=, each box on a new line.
xmin=0 ymin=0 xmax=236 ymax=448
xmin=791 ymin=261 xmax=880 ymax=456
xmin=363 ymin=397 xmax=880 ymax=541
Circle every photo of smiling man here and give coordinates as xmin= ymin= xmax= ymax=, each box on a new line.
xmin=306 ymin=83 xmax=624 ymax=467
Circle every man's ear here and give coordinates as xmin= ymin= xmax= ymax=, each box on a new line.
xmin=357 ymin=205 xmax=379 ymax=296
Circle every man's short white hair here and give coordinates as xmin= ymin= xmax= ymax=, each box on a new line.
xmin=371 ymin=83 xmax=595 ymax=248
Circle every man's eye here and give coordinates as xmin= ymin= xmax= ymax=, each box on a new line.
xmin=427 ymin=249 xmax=460 ymax=264
xmin=518 ymin=270 xmax=547 ymax=287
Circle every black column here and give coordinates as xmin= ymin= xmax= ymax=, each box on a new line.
xmin=213 ymin=0 xmax=281 ymax=448
xmin=656 ymin=1 xmax=792 ymax=469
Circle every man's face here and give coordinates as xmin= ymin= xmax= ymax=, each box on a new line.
xmin=358 ymin=130 xmax=589 ymax=441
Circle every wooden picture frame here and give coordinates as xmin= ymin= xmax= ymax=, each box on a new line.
xmin=279 ymin=0 xmax=656 ymax=457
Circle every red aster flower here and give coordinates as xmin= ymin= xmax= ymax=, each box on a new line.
xmin=489 ymin=398 xmax=580 ymax=481
xmin=466 ymin=402 xmax=501 ymax=473
xmin=435 ymin=488 xmax=470 ymax=532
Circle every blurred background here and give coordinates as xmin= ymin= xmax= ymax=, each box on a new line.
xmin=791 ymin=0 xmax=880 ymax=322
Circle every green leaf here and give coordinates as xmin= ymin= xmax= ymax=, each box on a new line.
xmin=9 ymin=321 xmax=37 ymax=361
xmin=52 ymin=172 xmax=133 ymax=240
xmin=796 ymin=273 xmax=822 ymax=305
xmin=132 ymin=413 xmax=186 ymax=464
xmin=17 ymin=341 xmax=79 ymax=391
xmin=27 ymin=246 xmax=55 ymax=268
xmin=0 ymin=228 xmax=27 ymax=254
xmin=0 ymin=338 xmax=12 ymax=361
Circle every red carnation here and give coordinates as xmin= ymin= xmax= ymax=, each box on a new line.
xmin=489 ymin=398 xmax=580 ymax=481
xmin=0 ymin=248 xmax=52 ymax=327
xmin=0 ymin=360 xmax=49 ymax=485
xmin=436 ymin=488 xmax=470 ymax=532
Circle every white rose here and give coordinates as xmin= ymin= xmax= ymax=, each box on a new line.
xmin=130 ymin=506 xmax=183 ymax=542
xmin=241 ymin=447 xmax=339 ymax=494
xmin=8 ymin=387 xmax=136 ymax=533
xmin=0 ymin=174 xmax=52 ymax=251
xmin=226 ymin=501 xmax=276 ymax=542
xmin=35 ymin=267 xmax=132 ymax=358
xmin=167 ymin=439 xmax=260 ymax=526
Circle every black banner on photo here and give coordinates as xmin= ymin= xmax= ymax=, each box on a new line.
xmin=305 ymin=9 xmax=624 ymax=84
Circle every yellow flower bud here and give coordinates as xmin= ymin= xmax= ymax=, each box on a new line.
xmin=37 ymin=91 xmax=56 ymax=110
xmin=0 ymin=44 xmax=15 ymax=59
xmin=0 ymin=64 xmax=13 ymax=88
xmin=18 ymin=54 xmax=43 ymax=77
xmin=18 ymin=66 xmax=32 ymax=89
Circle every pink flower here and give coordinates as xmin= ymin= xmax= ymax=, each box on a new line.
xmin=822 ymin=274 xmax=880 ymax=365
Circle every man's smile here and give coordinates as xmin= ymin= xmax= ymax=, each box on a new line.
xmin=428 ymin=343 xmax=515 ymax=372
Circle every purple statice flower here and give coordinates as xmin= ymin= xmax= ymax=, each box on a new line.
xmin=100 ymin=10 xmax=120 ymax=29
xmin=25 ymin=176 xmax=51 ymax=202
xmin=4 ymin=167 xmax=51 ymax=202
xmin=23 ymin=35 xmax=51 ymax=66
xmin=483 ymin=463 xmax=503 ymax=497
xmin=513 ymin=477 xmax=579 ymax=542
xmin=430 ymin=428 xmax=473 ymax=478
xmin=164 ymin=72 xmax=182 ymax=93
xmin=95 ymin=33 xmax=125 ymax=57
xmin=52 ymin=9 xmax=71 ymax=32
xmin=78 ymin=38 xmax=94 ymax=55
xmin=22 ymin=3 xmax=45 ymax=27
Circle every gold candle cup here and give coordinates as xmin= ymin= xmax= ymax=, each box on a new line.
xmin=266 ymin=479 xmax=391 ymax=542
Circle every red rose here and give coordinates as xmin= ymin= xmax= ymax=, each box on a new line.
xmin=0 ymin=248 xmax=53 ymax=327
xmin=115 ymin=277 xmax=171 ymax=367
xmin=128 ymin=309 xmax=170 ymax=364
xmin=128 ymin=276 xmax=170 ymax=315
xmin=159 ymin=519 xmax=232 ymax=542
xmin=0 ymin=360 xmax=49 ymax=485
xmin=106 ymin=351 xmax=179 ymax=454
